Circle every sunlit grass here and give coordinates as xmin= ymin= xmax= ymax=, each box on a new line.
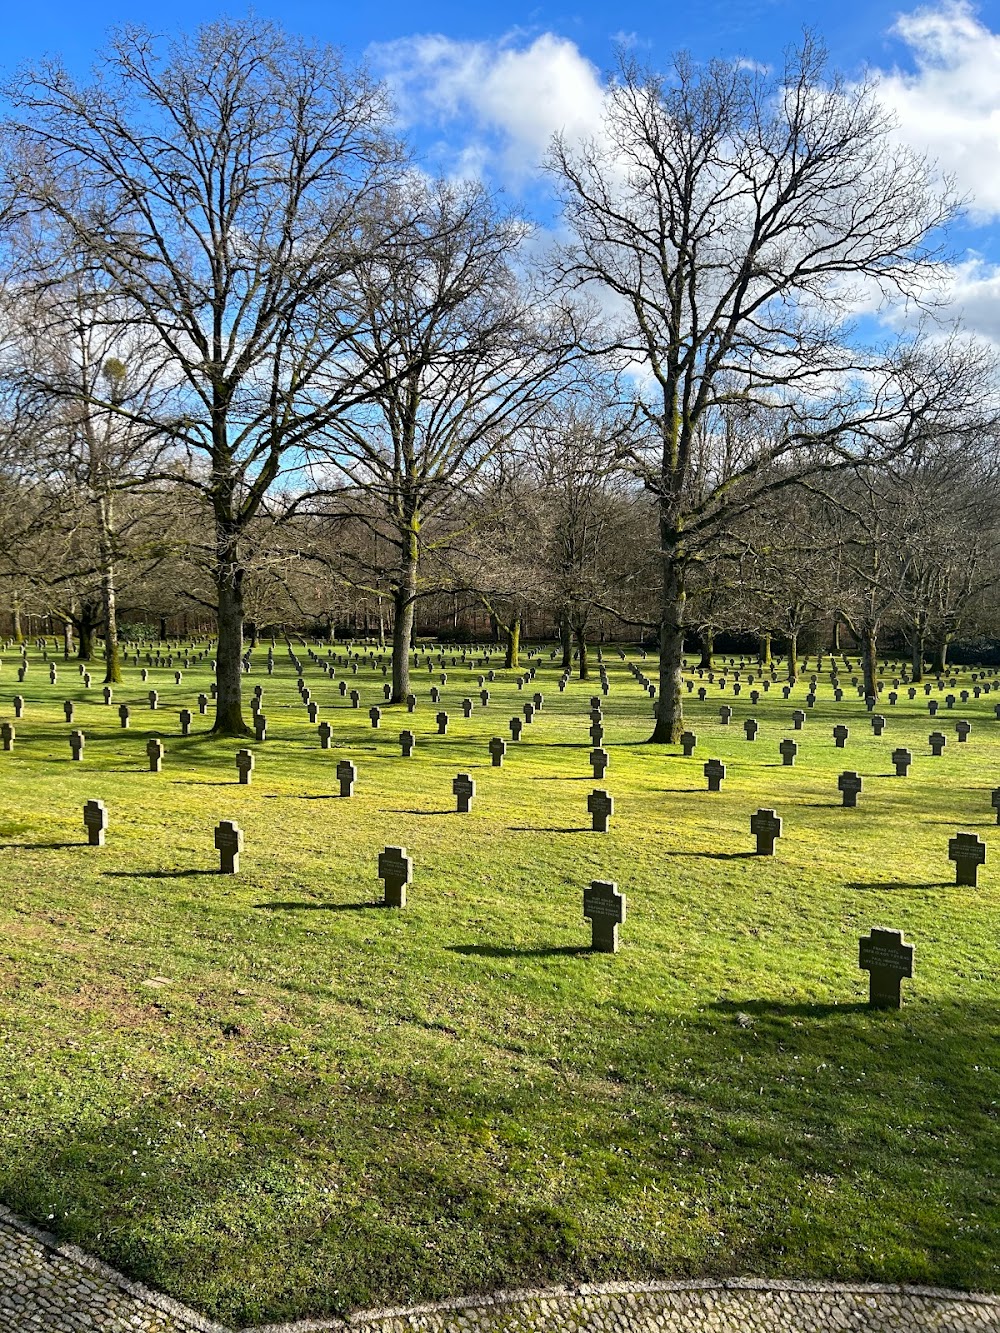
xmin=0 ymin=638 xmax=997 ymax=1324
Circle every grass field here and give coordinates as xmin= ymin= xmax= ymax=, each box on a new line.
xmin=0 ymin=637 xmax=997 ymax=1326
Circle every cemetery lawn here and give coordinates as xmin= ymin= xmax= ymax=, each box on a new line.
xmin=0 ymin=645 xmax=998 ymax=1326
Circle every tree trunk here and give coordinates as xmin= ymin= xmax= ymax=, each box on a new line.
xmin=11 ymin=591 xmax=22 ymax=644
xmin=212 ymin=560 xmax=250 ymax=736
xmin=760 ymin=631 xmax=772 ymax=670
xmin=650 ymin=544 xmax=684 ymax=743
xmin=699 ymin=630 xmax=714 ymax=670
xmin=78 ymin=618 xmax=94 ymax=661
xmin=931 ymin=635 xmax=950 ymax=675
xmin=97 ymin=496 xmax=123 ymax=683
xmin=575 ymin=624 xmax=589 ymax=680
xmin=560 ymin=606 xmax=572 ymax=671
xmin=504 ymin=615 xmax=521 ymax=670
xmin=787 ymin=632 xmax=798 ymax=685
xmin=63 ymin=618 xmax=74 ymax=659
xmin=861 ymin=624 xmax=878 ymax=699
xmin=391 ymin=581 xmax=415 ymax=704
xmin=831 ymin=618 xmax=842 ymax=652
xmin=911 ymin=615 xmax=926 ymax=683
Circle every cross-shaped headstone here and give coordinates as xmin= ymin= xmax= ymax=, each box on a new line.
xmin=336 ymin=758 xmax=356 ymax=797
xmin=378 ymin=845 xmax=412 ymax=908
xmin=859 ymin=927 xmax=914 ymax=1008
xmin=462 ymin=698 xmax=473 ymax=718
xmin=833 ymin=724 xmax=849 ymax=748
xmin=680 ymin=731 xmax=696 ymax=757
xmin=369 ymin=706 xmax=382 ymax=728
xmin=750 ymin=807 xmax=781 ymax=855
xmin=436 ymin=711 xmax=449 ymax=735
xmin=589 ymin=720 xmax=604 ymax=746
xmin=588 ymin=788 xmax=614 ymax=832
xmin=838 ymin=770 xmax=863 ymax=807
xmin=583 ymin=879 xmax=625 ymax=952
xmin=350 ymin=689 xmax=361 ymax=709
xmin=146 ymin=737 xmax=164 ymax=772
xmin=743 ymin=717 xmax=758 ymax=741
xmin=254 ymin=713 xmax=267 ymax=742
xmin=956 ymin=719 xmax=972 ymax=743
xmin=453 ymin=773 xmax=476 ymax=813
xmin=929 ymin=731 xmax=946 ymax=756
xmin=179 ymin=709 xmax=192 ymax=736
xmin=523 ymin=702 xmax=535 ymax=724
xmin=891 ymin=747 xmax=912 ymax=777
xmin=992 ymin=788 xmax=1000 ymax=825
xmin=871 ymin=714 xmax=885 ymax=736
xmin=318 ymin=721 xmax=332 ymax=749
xmin=719 ymin=705 xmax=732 ymax=725
xmin=148 ymin=690 xmax=158 ymax=710
xmin=590 ymin=746 xmax=609 ymax=779
xmin=779 ymin=738 xmax=797 ymax=767
xmin=69 ymin=730 xmax=85 ymax=761
xmin=0 ymin=721 xmax=13 ymax=751
xmin=197 ymin=693 xmax=208 ymax=715
xmin=400 ymin=729 xmax=415 ymax=757
xmin=792 ymin=710 xmax=805 ymax=730
xmin=83 ymin=798 xmax=106 ymax=846
xmin=949 ymin=831 xmax=986 ymax=886
xmin=215 ymin=819 xmax=242 ymax=874
xmin=236 ymin=748 xmax=254 ymax=785
xmin=704 ymin=758 xmax=725 ymax=791
xmin=488 ymin=737 xmax=506 ymax=768
xmin=407 ymin=694 xmax=417 ymax=712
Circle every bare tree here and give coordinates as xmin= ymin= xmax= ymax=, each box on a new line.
xmin=549 ymin=39 xmax=974 ymax=741
xmin=3 ymin=18 xmax=404 ymax=733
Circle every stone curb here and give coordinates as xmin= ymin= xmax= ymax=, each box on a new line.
xmin=0 ymin=1204 xmax=226 ymax=1331
xmin=242 ymin=1278 xmax=1000 ymax=1332
xmin=4 ymin=1204 xmax=998 ymax=1333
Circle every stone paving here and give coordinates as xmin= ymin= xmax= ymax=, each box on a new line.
xmin=2 ymin=1206 xmax=998 ymax=1333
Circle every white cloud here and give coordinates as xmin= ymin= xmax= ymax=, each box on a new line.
xmin=878 ymin=1 xmax=1000 ymax=220
xmin=370 ymin=32 xmax=606 ymax=183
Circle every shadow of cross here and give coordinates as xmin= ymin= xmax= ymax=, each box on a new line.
xmin=588 ymin=789 xmax=614 ymax=832
xmin=378 ymin=845 xmax=412 ymax=908
xmin=750 ymin=808 xmax=782 ymax=855
xmin=949 ymin=832 xmax=986 ymax=887
xmin=583 ymin=879 xmax=626 ymax=953
xmin=83 ymin=799 xmax=106 ymax=847
xmin=859 ymin=927 xmax=914 ymax=1008
xmin=214 ymin=819 xmax=242 ymax=874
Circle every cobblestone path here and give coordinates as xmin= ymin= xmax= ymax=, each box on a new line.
xmin=3 ymin=1206 xmax=997 ymax=1333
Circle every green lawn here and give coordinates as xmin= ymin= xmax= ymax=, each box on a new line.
xmin=0 ymin=638 xmax=997 ymax=1325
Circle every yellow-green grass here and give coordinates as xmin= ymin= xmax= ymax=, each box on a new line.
xmin=0 ymin=640 xmax=997 ymax=1325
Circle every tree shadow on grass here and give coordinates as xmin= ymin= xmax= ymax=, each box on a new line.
xmin=0 ymin=840 xmax=84 ymax=850
xmin=447 ymin=943 xmax=589 ymax=959
xmin=102 ymin=868 xmax=218 ymax=879
xmin=508 ymin=825 xmax=591 ymax=834
xmin=846 ymin=880 xmax=953 ymax=892
xmin=664 ymin=849 xmax=758 ymax=860
xmin=385 ymin=808 xmax=455 ymax=817
xmin=711 ymin=998 xmax=870 ymax=1019
xmin=254 ymin=900 xmax=382 ymax=912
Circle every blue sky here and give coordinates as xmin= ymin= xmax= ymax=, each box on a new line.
xmin=6 ymin=1 xmax=1000 ymax=340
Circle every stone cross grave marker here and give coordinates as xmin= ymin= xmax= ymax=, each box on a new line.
xmin=12 ymin=696 xmax=23 ymax=719
xmin=146 ymin=737 xmax=164 ymax=773
xmin=489 ymin=737 xmax=506 ymax=767
xmin=792 ymin=710 xmax=805 ymax=730
xmin=215 ymin=819 xmax=242 ymax=874
xmin=318 ymin=721 xmax=332 ymax=749
xmin=369 ymin=706 xmax=382 ymax=728
xmin=384 ymin=683 xmax=392 ymax=702
xmin=891 ymin=747 xmax=912 ymax=777
xmin=992 ymin=788 xmax=1000 ymax=825
xmin=779 ymin=738 xmax=797 ymax=767
xmin=929 ymin=699 xmax=939 ymax=716
xmin=69 ymin=730 xmax=85 ymax=761
xmin=719 ymin=705 xmax=732 ymax=725
xmin=198 ymin=693 xmax=208 ymax=715
xmin=378 ymin=845 xmax=412 ymax=908
xmin=350 ymin=689 xmax=361 ymax=709
xmin=929 ymin=732 xmax=946 ymax=756
xmin=523 ymin=702 xmax=535 ymax=724
xmin=148 ymin=690 xmax=158 ymax=710
xmin=949 ymin=831 xmax=986 ymax=886
xmin=583 ymin=880 xmax=625 ymax=953
xmin=453 ymin=773 xmax=476 ymax=813
xmin=838 ymin=771 xmax=863 ymax=807
xmin=833 ymin=724 xmax=849 ymax=749
xmin=704 ymin=758 xmax=725 ymax=791
xmin=307 ymin=702 xmax=319 ymax=723
xmin=743 ymin=717 xmax=758 ymax=741
xmin=83 ymin=798 xmax=106 ymax=846
xmin=400 ymin=729 xmax=415 ymax=757
xmin=254 ymin=714 xmax=267 ymax=742
xmin=859 ymin=927 xmax=914 ymax=1009
xmin=510 ymin=716 xmax=523 ymax=741
xmin=871 ymin=715 xmax=885 ymax=736
xmin=236 ymin=749 xmax=254 ymax=785
xmin=179 ymin=709 xmax=192 ymax=736
xmin=462 ymin=698 xmax=473 ymax=718
xmin=588 ymin=788 xmax=614 ymax=832
xmin=750 ymin=808 xmax=782 ymax=855
xmin=680 ymin=731 xmax=696 ymax=757
xmin=63 ymin=701 xmax=74 ymax=723
xmin=589 ymin=720 xmax=604 ymax=746
xmin=480 ymin=690 xmax=490 ymax=707
xmin=436 ymin=711 xmax=449 ymax=735
xmin=956 ymin=719 xmax=972 ymax=743
xmin=337 ymin=759 xmax=356 ymax=797
xmin=590 ymin=746 xmax=609 ymax=779
xmin=0 ymin=721 xmax=12 ymax=751
xmin=407 ymin=694 xmax=417 ymax=712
